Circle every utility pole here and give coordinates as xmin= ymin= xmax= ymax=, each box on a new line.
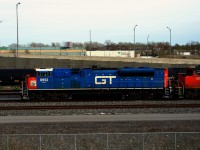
xmin=16 ymin=2 xmax=21 ymax=58
xmin=90 ymin=30 xmax=91 ymax=56
xmin=134 ymin=25 xmax=137 ymax=50
xmin=147 ymin=35 xmax=149 ymax=56
xmin=167 ymin=27 xmax=171 ymax=58
xmin=0 ymin=20 xmax=2 ymax=47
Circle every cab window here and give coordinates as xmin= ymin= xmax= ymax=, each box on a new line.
xmin=186 ymin=69 xmax=193 ymax=76
xmin=37 ymin=71 xmax=51 ymax=77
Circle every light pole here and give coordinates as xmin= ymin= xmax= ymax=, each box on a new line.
xmin=167 ymin=27 xmax=171 ymax=58
xmin=16 ymin=2 xmax=20 ymax=58
xmin=90 ymin=30 xmax=91 ymax=56
xmin=147 ymin=35 xmax=149 ymax=56
xmin=0 ymin=20 xmax=2 ymax=47
xmin=134 ymin=25 xmax=137 ymax=49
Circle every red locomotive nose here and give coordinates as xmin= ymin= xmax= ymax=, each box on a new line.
xmin=27 ymin=77 xmax=37 ymax=89
xmin=179 ymin=69 xmax=200 ymax=89
xmin=164 ymin=68 xmax=169 ymax=88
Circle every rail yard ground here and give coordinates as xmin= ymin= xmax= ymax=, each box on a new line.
xmin=0 ymin=100 xmax=200 ymax=115
xmin=0 ymin=115 xmax=200 ymax=149
xmin=0 ymin=100 xmax=200 ymax=149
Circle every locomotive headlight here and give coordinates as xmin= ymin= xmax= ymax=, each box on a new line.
xmin=31 ymin=80 xmax=37 ymax=86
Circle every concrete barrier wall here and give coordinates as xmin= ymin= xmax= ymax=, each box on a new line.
xmin=0 ymin=56 xmax=197 ymax=69
xmin=0 ymin=132 xmax=199 ymax=150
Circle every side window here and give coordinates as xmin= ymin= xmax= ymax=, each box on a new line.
xmin=186 ymin=69 xmax=193 ymax=76
xmin=37 ymin=71 xmax=51 ymax=77
xmin=195 ymin=70 xmax=200 ymax=76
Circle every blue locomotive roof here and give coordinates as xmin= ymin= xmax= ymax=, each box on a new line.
xmin=118 ymin=68 xmax=155 ymax=73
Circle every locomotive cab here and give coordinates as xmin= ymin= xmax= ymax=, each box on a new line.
xmin=178 ymin=68 xmax=200 ymax=89
xmin=178 ymin=68 xmax=200 ymax=98
xmin=35 ymin=68 xmax=54 ymax=89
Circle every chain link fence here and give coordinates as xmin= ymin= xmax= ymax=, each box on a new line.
xmin=0 ymin=132 xmax=199 ymax=150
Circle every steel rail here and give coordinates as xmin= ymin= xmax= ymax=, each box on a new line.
xmin=1 ymin=103 xmax=200 ymax=110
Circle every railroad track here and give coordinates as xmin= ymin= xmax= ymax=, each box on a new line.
xmin=0 ymin=90 xmax=21 ymax=95
xmin=1 ymin=103 xmax=200 ymax=110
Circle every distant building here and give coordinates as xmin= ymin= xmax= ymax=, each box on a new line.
xmin=2 ymin=46 xmax=86 ymax=56
xmin=178 ymin=52 xmax=191 ymax=56
xmin=86 ymin=50 xmax=135 ymax=58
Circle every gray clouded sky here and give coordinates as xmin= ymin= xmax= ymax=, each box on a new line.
xmin=0 ymin=0 xmax=199 ymax=46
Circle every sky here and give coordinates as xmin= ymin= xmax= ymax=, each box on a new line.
xmin=0 ymin=0 xmax=200 ymax=46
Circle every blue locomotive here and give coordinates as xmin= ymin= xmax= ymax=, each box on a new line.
xmin=22 ymin=67 xmax=170 ymax=100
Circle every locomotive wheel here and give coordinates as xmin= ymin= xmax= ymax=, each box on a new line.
xmin=185 ymin=89 xmax=200 ymax=99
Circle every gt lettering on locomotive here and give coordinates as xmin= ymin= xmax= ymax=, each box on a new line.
xmin=95 ymin=76 xmax=116 ymax=85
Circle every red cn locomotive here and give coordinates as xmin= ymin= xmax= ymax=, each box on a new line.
xmin=178 ymin=68 xmax=200 ymax=98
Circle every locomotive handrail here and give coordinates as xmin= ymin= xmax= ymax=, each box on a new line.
xmin=167 ymin=78 xmax=185 ymax=97
xmin=177 ymin=79 xmax=184 ymax=95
